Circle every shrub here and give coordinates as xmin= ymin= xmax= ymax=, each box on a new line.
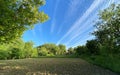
xmin=0 ymin=50 xmax=9 ymax=60
xmin=9 ymin=48 xmax=21 ymax=59
xmin=38 ymin=47 xmax=48 ymax=56
xmin=74 ymin=46 xmax=87 ymax=55
xmin=86 ymin=40 xmax=100 ymax=55
xmin=31 ymin=48 xmax=38 ymax=57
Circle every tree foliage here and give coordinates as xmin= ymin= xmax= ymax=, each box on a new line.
xmin=38 ymin=47 xmax=48 ymax=56
xmin=0 ymin=0 xmax=48 ymax=43
xmin=37 ymin=44 xmax=66 ymax=56
xmin=86 ymin=40 xmax=100 ymax=55
xmin=93 ymin=4 xmax=120 ymax=54
xmin=58 ymin=44 xmax=66 ymax=55
xmin=0 ymin=39 xmax=37 ymax=59
xmin=67 ymin=47 xmax=75 ymax=55
xmin=74 ymin=46 xmax=87 ymax=55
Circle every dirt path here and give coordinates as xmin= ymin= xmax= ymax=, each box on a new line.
xmin=0 ymin=58 xmax=119 ymax=75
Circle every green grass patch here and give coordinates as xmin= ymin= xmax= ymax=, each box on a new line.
xmin=80 ymin=54 xmax=120 ymax=74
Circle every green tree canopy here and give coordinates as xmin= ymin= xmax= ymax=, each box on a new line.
xmin=58 ymin=44 xmax=66 ymax=55
xmin=93 ymin=4 xmax=120 ymax=54
xmin=0 ymin=0 xmax=48 ymax=43
xmin=94 ymin=4 xmax=120 ymax=43
xmin=37 ymin=43 xmax=67 ymax=56
xmin=86 ymin=40 xmax=99 ymax=55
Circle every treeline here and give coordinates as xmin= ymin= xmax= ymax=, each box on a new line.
xmin=37 ymin=44 xmax=66 ymax=56
xmin=0 ymin=39 xmax=67 ymax=59
xmin=0 ymin=39 xmax=38 ymax=60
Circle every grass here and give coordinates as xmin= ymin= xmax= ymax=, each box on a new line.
xmin=79 ymin=54 xmax=120 ymax=74
xmin=0 ymin=58 xmax=118 ymax=75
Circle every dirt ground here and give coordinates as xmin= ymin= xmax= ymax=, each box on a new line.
xmin=0 ymin=58 xmax=119 ymax=75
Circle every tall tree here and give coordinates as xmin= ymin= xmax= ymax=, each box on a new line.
xmin=24 ymin=41 xmax=34 ymax=58
xmin=74 ymin=45 xmax=87 ymax=55
xmin=86 ymin=40 xmax=99 ymax=55
xmin=0 ymin=0 xmax=48 ymax=43
xmin=58 ymin=44 xmax=66 ymax=55
xmin=93 ymin=4 xmax=120 ymax=54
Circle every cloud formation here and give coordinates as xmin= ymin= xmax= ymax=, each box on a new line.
xmin=51 ymin=0 xmax=60 ymax=33
xmin=57 ymin=0 xmax=104 ymax=44
xmin=57 ymin=0 xmax=118 ymax=48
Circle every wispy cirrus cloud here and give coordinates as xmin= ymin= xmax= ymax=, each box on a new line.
xmin=51 ymin=0 xmax=60 ymax=34
xmin=64 ymin=14 xmax=97 ymax=46
xmin=66 ymin=26 xmax=95 ymax=47
xmin=57 ymin=0 xmax=104 ymax=45
xmin=57 ymin=0 xmax=83 ymax=34
xmin=68 ymin=35 xmax=94 ymax=48
xmin=66 ymin=0 xmax=83 ymax=18
xmin=66 ymin=0 xmax=119 ymax=47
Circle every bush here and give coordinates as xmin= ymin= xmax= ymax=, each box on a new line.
xmin=67 ymin=47 xmax=75 ymax=55
xmin=74 ymin=46 xmax=87 ymax=55
xmin=0 ymin=50 xmax=9 ymax=60
xmin=47 ymin=53 xmax=54 ymax=56
xmin=9 ymin=48 xmax=21 ymax=59
xmin=31 ymin=48 xmax=38 ymax=57
xmin=92 ymin=55 xmax=120 ymax=73
xmin=86 ymin=40 xmax=100 ymax=55
xmin=38 ymin=47 xmax=48 ymax=56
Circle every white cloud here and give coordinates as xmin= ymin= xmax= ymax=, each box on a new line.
xmin=57 ymin=0 xmax=83 ymax=35
xmin=57 ymin=0 xmax=104 ymax=45
xmin=67 ymin=0 xmax=83 ymax=18
xmin=51 ymin=0 xmax=60 ymax=33
xmin=57 ymin=0 xmax=118 ymax=47
xmin=51 ymin=19 xmax=56 ymax=33
xmin=66 ymin=0 xmax=118 ymax=47
xmin=69 ymin=36 xmax=94 ymax=48
xmin=64 ymin=15 xmax=97 ymax=46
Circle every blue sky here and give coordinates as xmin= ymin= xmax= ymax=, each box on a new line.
xmin=22 ymin=0 xmax=120 ymax=48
